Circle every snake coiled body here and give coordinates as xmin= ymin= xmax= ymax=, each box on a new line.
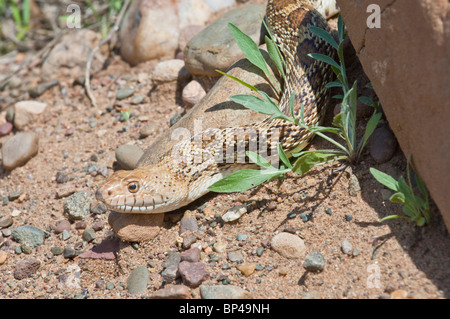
xmin=96 ymin=0 xmax=337 ymax=214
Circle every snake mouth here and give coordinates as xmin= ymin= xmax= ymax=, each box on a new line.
xmin=96 ymin=187 xmax=168 ymax=214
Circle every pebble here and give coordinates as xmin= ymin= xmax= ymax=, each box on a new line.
xmin=139 ymin=122 xmax=157 ymax=139
xmin=325 ymin=208 xmax=333 ymax=215
xmin=303 ymin=251 xmax=325 ymax=272
xmin=54 ymin=220 xmax=71 ymax=234
xmin=200 ymin=284 xmax=252 ymax=299
xmin=50 ymin=246 xmax=64 ymax=256
xmin=127 ymin=266 xmax=150 ymax=295
xmin=238 ymin=263 xmax=256 ymax=277
xmin=213 ymin=241 xmax=227 ymax=253
xmin=178 ymin=261 xmax=210 ymax=288
xmin=161 ymin=265 xmax=179 ymax=283
xmin=227 ymin=251 xmax=244 ymax=263
xmin=151 ymin=284 xmax=191 ymax=299
xmin=184 ymin=4 xmax=266 ymax=76
xmin=74 ymin=221 xmax=87 ymax=229
xmin=12 ymin=225 xmax=45 ymax=249
xmin=170 ymin=113 xmax=182 ymax=126
xmin=235 ymin=234 xmax=247 ymax=241
xmin=0 ymin=251 xmax=7 ymax=265
xmin=222 ymin=205 xmax=247 ymax=222
xmin=63 ymin=247 xmax=78 ymax=259
xmin=55 ymin=171 xmax=68 ymax=184
xmin=180 ymin=247 xmax=201 ymax=263
xmin=13 ymin=257 xmax=41 ymax=280
xmin=2 ymin=229 xmax=12 ymax=237
xmin=92 ymin=221 xmax=104 ymax=231
xmin=256 ymin=246 xmax=264 ymax=257
xmin=345 ymin=214 xmax=353 ymax=222
xmin=151 ymin=59 xmax=191 ymax=85
xmin=182 ymin=232 xmax=198 ymax=249
xmin=370 ymin=126 xmax=398 ymax=164
xmin=162 ymin=251 xmax=181 ymax=269
xmin=28 ymin=80 xmax=59 ymax=98
xmin=115 ymin=144 xmax=143 ymax=170
xmin=61 ymin=229 xmax=71 ymax=241
xmin=179 ymin=217 xmax=198 ymax=234
xmin=348 ymin=174 xmax=361 ymax=197
xmin=1 ymin=132 xmax=39 ymax=170
xmin=182 ymin=80 xmax=206 ymax=107
xmin=341 ymin=238 xmax=353 ymax=255
xmin=381 ymin=189 xmax=393 ymax=201
xmin=270 ymin=232 xmax=306 ymax=259
xmin=64 ymin=192 xmax=91 ymax=221
xmin=0 ymin=122 xmax=13 ymax=137
xmin=390 ymin=290 xmax=408 ymax=299
xmin=131 ymin=94 xmax=145 ymax=105
xmin=90 ymin=202 xmax=107 ymax=215
xmin=13 ymin=100 xmax=48 ymax=129
xmin=116 ymin=87 xmax=134 ymax=100
xmin=82 ymin=228 xmax=96 ymax=242
xmin=0 ymin=216 xmax=13 ymax=228
xmin=300 ymin=213 xmax=309 ymax=222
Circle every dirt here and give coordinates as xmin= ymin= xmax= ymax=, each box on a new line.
xmin=0 ymin=2 xmax=449 ymax=300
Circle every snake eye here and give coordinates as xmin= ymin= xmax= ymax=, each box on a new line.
xmin=127 ymin=181 xmax=139 ymax=193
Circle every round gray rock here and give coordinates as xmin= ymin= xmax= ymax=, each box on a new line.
xmin=200 ymin=284 xmax=252 ymax=299
xmin=127 ymin=266 xmax=150 ymax=295
xmin=1 ymin=132 xmax=39 ymax=170
xmin=369 ymin=126 xmax=398 ymax=163
xmin=184 ymin=4 xmax=266 ymax=76
xmin=12 ymin=225 xmax=45 ymax=248
xmin=64 ymin=192 xmax=92 ymax=221
xmin=115 ymin=144 xmax=144 ymax=170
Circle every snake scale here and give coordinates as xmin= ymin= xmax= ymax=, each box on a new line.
xmin=96 ymin=0 xmax=337 ymax=214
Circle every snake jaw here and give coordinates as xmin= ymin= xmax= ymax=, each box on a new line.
xmin=96 ymin=165 xmax=189 ymax=214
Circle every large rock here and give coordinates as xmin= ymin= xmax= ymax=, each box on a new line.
xmin=184 ymin=4 xmax=266 ymax=76
xmin=120 ymin=0 xmax=212 ymax=65
xmin=336 ymin=0 xmax=450 ymax=229
xmin=41 ymin=29 xmax=106 ymax=81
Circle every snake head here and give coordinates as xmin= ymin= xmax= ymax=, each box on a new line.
xmin=95 ymin=165 xmax=189 ymax=214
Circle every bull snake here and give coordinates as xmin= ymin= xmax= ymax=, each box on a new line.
xmin=96 ymin=0 xmax=337 ymax=214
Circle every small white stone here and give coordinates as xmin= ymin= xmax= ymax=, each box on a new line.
xmin=222 ymin=205 xmax=247 ymax=222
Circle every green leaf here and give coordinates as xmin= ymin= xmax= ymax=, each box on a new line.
xmin=277 ymin=144 xmax=292 ymax=169
xmin=402 ymin=205 xmax=417 ymax=219
xmin=308 ymin=53 xmax=341 ymax=69
xmin=265 ymin=35 xmax=286 ymax=81
xmin=230 ymin=91 xmax=290 ymax=122
xmin=379 ymin=215 xmax=410 ymax=222
xmin=247 ymin=151 xmax=272 ymax=169
xmin=389 ymin=192 xmax=405 ymax=204
xmin=289 ymin=91 xmax=297 ymax=122
xmin=325 ymin=81 xmax=343 ymax=89
xmin=22 ymin=0 xmax=30 ymax=26
xmin=358 ymin=111 xmax=382 ymax=156
xmin=309 ymin=26 xmax=339 ymax=50
xmin=359 ymin=96 xmax=374 ymax=107
xmin=228 ymin=23 xmax=280 ymax=91
xmin=370 ymin=168 xmax=399 ymax=191
xmin=216 ymin=70 xmax=258 ymax=92
xmin=338 ymin=14 xmax=345 ymax=42
xmin=208 ymin=168 xmax=288 ymax=193
xmin=292 ymin=152 xmax=336 ymax=175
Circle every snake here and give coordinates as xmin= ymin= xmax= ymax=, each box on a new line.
xmin=96 ymin=0 xmax=337 ymax=214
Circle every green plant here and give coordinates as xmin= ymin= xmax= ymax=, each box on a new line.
xmin=209 ymin=15 xmax=381 ymax=193
xmin=370 ymin=157 xmax=431 ymax=226
xmin=0 ymin=0 xmax=31 ymax=41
